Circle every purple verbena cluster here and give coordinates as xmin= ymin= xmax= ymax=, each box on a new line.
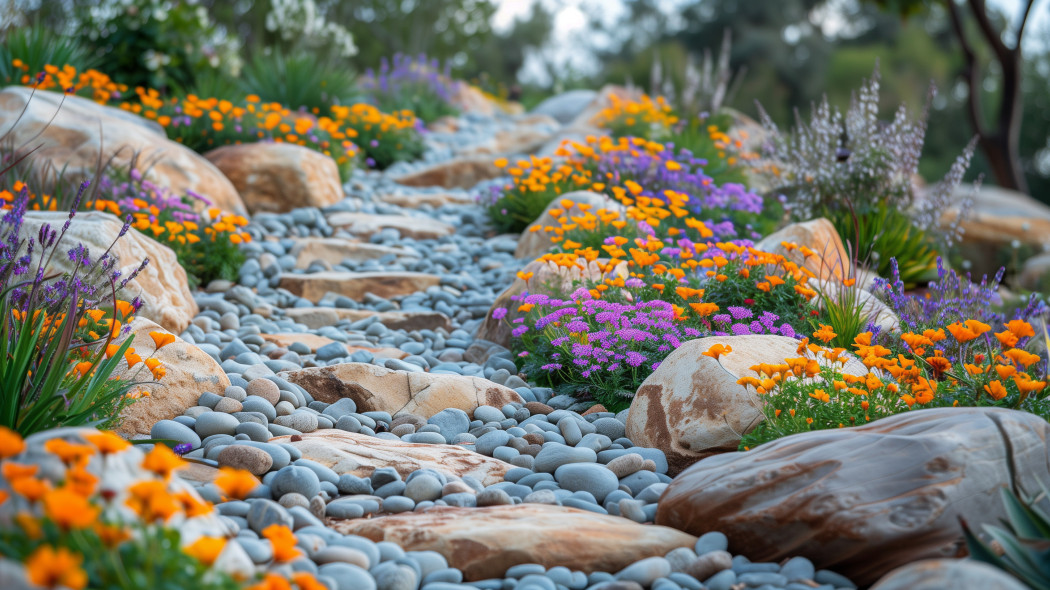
xmin=709 ymin=307 xmax=797 ymax=338
xmin=360 ymin=53 xmax=460 ymax=109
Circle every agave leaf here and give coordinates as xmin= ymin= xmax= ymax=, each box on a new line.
xmin=1002 ymin=486 xmax=1050 ymax=539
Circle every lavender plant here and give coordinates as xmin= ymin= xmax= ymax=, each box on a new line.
xmin=359 ymin=54 xmax=460 ymax=123
xmin=0 ymin=184 xmax=149 ymax=435
xmin=758 ymin=67 xmax=976 ymax=285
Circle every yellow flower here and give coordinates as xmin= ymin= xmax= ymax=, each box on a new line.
xmin=25 ymin=545 xmax=87 ymax=590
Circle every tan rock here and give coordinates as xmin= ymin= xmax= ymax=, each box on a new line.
xmin=809 ymin=277 xmax=900 ymax=333
xmin=755 ymin=218 xmax=850 ymax=281
xmin=258 ymin=333 xmax=407 ymax=358
xmin=476 ymin=257 xmax=628 ymax=348
xmin=331 ymin=504 xmax=696 ymax=580
xmin=393 ymin=156 xmax=505 ymax=190
xmin=625 ymin=335 xmax=869 ymax=474
xmin=283 ymin=308 xmax=451 ymax=332
xmin=461 ymin=125 xmax=555 ymax=157
xmin=270 ymin=430 xmax=509 ymax=485
xmin=326 ymin=212 xmax=455 ymax=240
xmin=655 ymin=407 xmax=1050 ymax=587
xmin=288 ymin=237 xmax=416 ymax=269
xmin=279 ymin=363 xmax=523 ymax=418
xmin=0 ymin=86 xmax=245 ymax=215
xmin=277 ymin=271 xmax=441 ymax=303
xmin=1019 ymin=251 xmax=1050 ymax=291
xmin=204 ymin=142 xmax=343 ymax=214
xmin=514 ymin=191 xmax=624 ymax=260
xmin=449 ymin=84 xmax=500 ymax=117
xmin=19 ymin=211 xmax=198 ymax=333
xmin=941 ymin=185 xmax=1050 ymax=277
xmin=870 ymin=559 xmax=1030 ymax=590
xmin=377 ymin=192 xmax=474 ymax=208
xmin=115 ymin=318 xmax=231 ymax=436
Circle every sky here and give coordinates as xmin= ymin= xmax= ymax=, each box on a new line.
xmin=491 ymin=0 xmax=1050 ymax=85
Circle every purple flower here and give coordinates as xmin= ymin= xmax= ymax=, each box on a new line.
xmin=727 ymin=306 xmax=753 ymax=320
xmin=625 ymin=351 xmax=646 ymax=367
xmin=492 ymin=307 xmax=508 ymax=320
xmin=173 ymin=443 xmax=193 ymax=455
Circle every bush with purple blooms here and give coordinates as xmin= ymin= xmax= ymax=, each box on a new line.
xmin=360 ymin=53 xmax=461 ymax=124
xmin=501 ymin=288 xmax=697 ymax=412
xmin=0 ymin=181 xmax=151 ymax=435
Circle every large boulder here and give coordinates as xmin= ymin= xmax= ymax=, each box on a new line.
xmin=870 ymin=559 xmax=1030 ymax=590
xmin=532 ymin=90 xmax=599 ymax=125
xmin=514 ymin=191 xmax=624 ymax=260
xmin=204 ymin=142 xmax=343 ymax=214
xmin=568 ymin=84 xmax=643 ymax=129
xmin=19 ymin=211 xmax=198 ymax=333
xmin=0 ymin=86 xmax=245 ymax=215
xmin=270 ymin=430 xmax=510 ymax=485
xmin=655 ymin=407 xmax=1050 ymax=587
xmin=330 ymin=504 xmax=696 ymax=580
xmin=393 ymin=156 xmax=505 ymax=190
xmin=941 ymin=185 xmax=1050 ymax=277
xmin=277 ymin=271 xmax=441 ymax=303
xmin=754 ymin=218 xmax=851 ymax=282
xmin=116 ymin=318 xmax=231 ymax=436
xmin=279 ymin=363 xmax=523 ymax=418
xmin=625 ymin=335 xmax=870 ymax=474
xmin=475 ymin=257 xmax=629 ymax=348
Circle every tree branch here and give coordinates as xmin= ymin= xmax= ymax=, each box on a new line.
xmin=1016 ymin=0 xmax=1036 ymax=48
xmin=967 ymin=0 xmax=1013 ymax=62
xmin=947 ymin=0 xmax=988 ymax=138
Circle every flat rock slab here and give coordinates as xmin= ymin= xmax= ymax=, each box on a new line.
xmin=259 ymin=333 xmax=406 ymax=358
xmin=270 ymin=430 xmax=509 ymax=485
xmin=283 ymin=308 xmax=452 ymax=332
xmin=377 ymin=193 xmax=474 ymax=208
xmin=290 ymin=237 xmax=417 ymax=268
xmin=392 ymin=157 xmax=505 ymax=190
xmin=329 ymin=504 xmax=697 ymax=580
xmin=279 ymin=363 xmax=523 ymax=418
xmin=326 ymin=212 xmax=455 ymax=240
xmin=277 ymin=271 xmax=441 ymax=303
xmin=655 ymin=407 xmax=1050 ymax=587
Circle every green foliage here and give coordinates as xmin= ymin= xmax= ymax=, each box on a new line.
xmin=0 ymin=22 xmax=98 ymax=83
xmin=811 ymin=279 xmax=870 ymax=350
xmin=828 ymin=204 xmax=940 ymax=288
xmin=169 ymin=232 xmax=246 ymax=290
xmin=239 ymin=48 xmax=356 ymax=113
xmin=0 ymin=519 xmax=241 ymax=590
xmin=487 ymin=187 xmax=565 ymax=235
xmin=964 ymin=485 xmax=1050 ymax=590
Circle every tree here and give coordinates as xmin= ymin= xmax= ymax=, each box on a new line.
xmin=873 ymin=0 xmax=1038 ymax=193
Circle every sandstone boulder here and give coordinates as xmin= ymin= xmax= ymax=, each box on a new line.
xmin=754 ymin=218 xmax=850 ymax=282
xmin=393 ymin=157 xmax=505 ymax=190
xmin=1019 ymin=251 xmax=1050 ymax=292
xmin=204 ymin=142 xmax=343 ymax=214
xmin=625 ymin=335 xmax=869 ymax=474
xmin=330 ymin=504 xmax=696 ymax=580
xmin=277 ymin=271 xmax=441 ymax=303
xmin=0 ymin=86 xmax=245 ymax=214
xmin=258 ymin=333 xmax=406 ymax=358
xmin=569 ymin=84 xmax=643 ymax=129
xmin=476 ymin=257 xmax=629 ymax=348
xmin=325 ymin=212 xmax=455 ymax=240
xmin=279 ymin=363 xmax=523 ymax=418
xmin=289 ymin=237 xmax=416 ymax=269
xmin=20 ymin=211 xmax=198 ymax=333
xmin=870 ymin=559 xmax=1030 ymax=590
xmin=283 ymin=308 xmax=451 ymax=332
xmin=940 ymin=186 xmax=1050 ymax=277
xmin=809 ymin=277 xmax=900 ymax=332
xmin=116 ymin=318 xmax=231 ymax=437
xmin=270 ymin=430 xmax=510 ymax=485
xmin=377 ymin=192 xmax=473 ymax=208
xmin=655 ymin=407 xmax=1050 ymax=587
xmin=514 ymin=191 xmax=625 ymax=260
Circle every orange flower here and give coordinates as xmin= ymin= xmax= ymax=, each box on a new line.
xmin=249 ymin=573 xmax=294 ymax=590
xmin=25 ymin=545 xmax=87 ymax=590
xmin=946 ymin=320 xmax=991 ymax=343
xmin=996 ymin=364 xmax=1018 ymax=380
xmin=149 ymin=331 xmax=175 ymax=349
xmin=0 ymin=426 xmax=25 ymax=459
xmin=11 ymin=476 xmax=51 ymax=502
xmin=292 ymin=573 xmax=329 ymax=590
xmin=702 ymin=344 xmax=732 ymax=360
xmin=214 ymin=467 xmax=259 ymax=501
xmin=1014 ymin=374 xmax=1048 ymax=395
xmin=995 ymin=330 xmax=1019 ymax=349
xmin=1005 ymin=319 xmax=1036 ymax=339
xmin=84 ymin=431 xmax=130 ymax=455
xmin=65 ymin=463 xmax=98 ymax=497
xmin=813 ymin=324 xmax=837 ymax=344
xmin=43 ymin=438 xmax=95 ymax=465
xmin=125 ymin=480 xmax=179 ymax=522
xmin=263 ymin=524 xmax=302 ymax=562
xmin=175 ymin=490 xmax=214 ymax=517
xmin=94 ymin=522 xmax=131 ymax=548
xmin=184 ymin=536 xmax=227 ymax=566
xmin=43 ymin=487 xmax=99 ymax=530
xmin=984 ymin=380 xmax=1008 ymax=401
xmin=1003 ymin=348 xmax=1041 ymax=369
xmin=141 ymin=444 xmax=186 ymax=479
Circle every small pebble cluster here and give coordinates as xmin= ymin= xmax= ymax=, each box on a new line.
xmin=150 ymin=117 xmax=862 ymax=590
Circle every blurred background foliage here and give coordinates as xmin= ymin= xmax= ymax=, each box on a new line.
xmin=1 ymin=0 xmax=1047 ymax=199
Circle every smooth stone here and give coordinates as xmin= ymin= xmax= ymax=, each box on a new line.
xmin=217 ymin=444 xmax=274 ymax=476
xmin=554 ymin=463 xmax=619 ymax=503
xmin=271 ymin=465 xmax=322 ymax=498
xmin=534 ymin=445 xmax=597 ymax=473
xmin=246 ymin=499 xmax=294 ymax=533
xmin=318 ymin=563 xmax=377 ymax=590
xmin=151 ymin=420 xmax=202 ymax=449
xmin=616 ymin=558 xmax=671 ymax=586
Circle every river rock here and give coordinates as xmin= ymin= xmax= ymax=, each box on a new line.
xmin=870 ymin=558 xmax=1031 ymax=590
xmin=277 ymin=271 xmax=441 ymax=303
xmin=392 ymin=156 xmax=505 ymax=190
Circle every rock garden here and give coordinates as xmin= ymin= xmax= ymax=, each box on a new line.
xmin=1 ymin=3 xmax=1050 ymax=590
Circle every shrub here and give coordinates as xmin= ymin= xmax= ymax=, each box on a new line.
xmin=757 ymin=67 xmax=975 ymax=286
xmin=593 ymin=93 xmax=679 ymax=140
xmin=0 ymin=23 xmax=98 ymax=85
xmin=239 ymin=48 xmax=356 ymax=114
xmin=360 ymin=54 xmax=460 ymax=124
xmin=334 ymin=103 xmax=424 ymax=170
xmin=0 ymin=185 xmax=164 ymax=436
xmin=485 ymin=156 xmax=597 ymax=234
